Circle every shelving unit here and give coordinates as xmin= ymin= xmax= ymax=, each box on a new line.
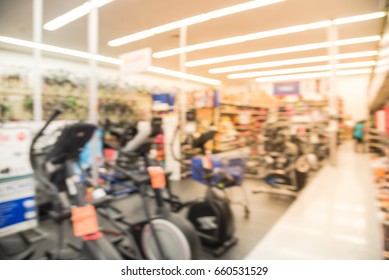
xmin=274 ymin=98 xmax=331 ymax=152
xmin=0 ymin=87 xmax=33 ymax=121
xmin=215 ymin=103 xmax=270 ymax=153
xmin=367 ymin=109 xmax=389 ymax=259
xmin=0 ymin=68 xmax=155 ymax=122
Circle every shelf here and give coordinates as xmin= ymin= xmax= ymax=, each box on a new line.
xmin=220 ymin=110 xmax=268 ymax=116
xmin=278 ymin=100 xmax=328 ymax=106
xmin=42 ymin=93 xmax=89 ymax=99
xmin=220 ymin=102 xmax=270 ymax=109
xmin=214 ymin=147 xmax=241 ymax=153
xmin=214 ymin=138 xmax=241 ymax=145
xmin=0 ymin=87 xmax=31 ymax=96
xmin=187 ymin=105 xmax=214 ymax=109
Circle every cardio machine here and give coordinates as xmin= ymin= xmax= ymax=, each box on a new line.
xmin=89 ymin=119 xmax=202 ymax=260
xmin=166 ymin=125 xmax=238 ymax=257
xmin=106 ymin=163 xmax=201 ymax=260
xmin=30 ymin=108 xmax=122 ymax=260
xmin=254 ymin=128 xmax=310 ymax=197
xmin=103 ymin=119 xmax=237 ymax=257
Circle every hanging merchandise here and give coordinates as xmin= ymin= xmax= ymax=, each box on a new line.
xmin=0 ymin=97 xmax=13 ymax=122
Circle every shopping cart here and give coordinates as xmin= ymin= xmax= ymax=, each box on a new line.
xmin=191 ymin=153 xmax=250 ymax=217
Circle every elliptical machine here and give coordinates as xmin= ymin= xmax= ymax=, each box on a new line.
xmin=103 ymin=120 xmax=238 ymax=257
xmin=98 ymin=118 xmax=202 ymax=260
xmin=30 ymin=108 xmax=122 ymax=260
xmin=165 ymin=125 xmax=238 ymax=257
xmin=254 ymin=127 xmax=310 ymax=196
xmin=107 ymin=163 xmax=202 ymax=260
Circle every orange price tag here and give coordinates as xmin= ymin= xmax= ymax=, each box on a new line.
xmin=201 ymin=155 xmax=213 ymax=170
xmin=147 ymin=166 xmax=166 ymax=189
xmin=71 ymin=205 xmax=99 ymax=237
xmin=374 ymin=167 xmax=386 ymax=180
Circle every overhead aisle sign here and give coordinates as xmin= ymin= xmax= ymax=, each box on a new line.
xmin=274 ymin=81 xmax=300 ymax=96
xmin=120 ymin=47 xmax=152 ymax=75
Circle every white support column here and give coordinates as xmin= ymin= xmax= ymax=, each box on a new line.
xmin=169 ymin=26 xmax=187 ymax=181
xmin=179 ymin=26 xmax=188 ymax=126
xmin=327 ymin=24 xmax=339 ymax=166
xmin=88 ymin=1 xmax=99 ymax=184
xmin=33 ymin=0 xmax=43 ymax=121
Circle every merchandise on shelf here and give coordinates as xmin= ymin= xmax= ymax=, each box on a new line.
xmin=367 ymin=111 xmax=389 ymax=259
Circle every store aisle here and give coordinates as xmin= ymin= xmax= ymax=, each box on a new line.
xmin=245 ymin=142 xmax=382 ymax=259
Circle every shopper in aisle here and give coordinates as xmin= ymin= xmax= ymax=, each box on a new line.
xmin=353 ymin=120 xmax=366 ymax=153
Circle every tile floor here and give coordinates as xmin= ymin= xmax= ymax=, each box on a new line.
xmin=245 ymin=142 xmax=382 ymax=259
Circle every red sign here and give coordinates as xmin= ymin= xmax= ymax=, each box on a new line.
xmin=17 ymin=132 xmax=26 ymax=141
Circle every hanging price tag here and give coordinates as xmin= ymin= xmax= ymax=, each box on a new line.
xmin=147 ymin=166 xmax=166 ymax=189
xmin=201 ymin=155 xmax=213 ymax=170
xmin=71 ymin=205 xmax=99 ymax=237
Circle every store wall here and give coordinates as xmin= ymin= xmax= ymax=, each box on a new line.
xmin=0 ymin=48 xmax=207 ymax=91
xmin=336 ymin=75 xmax=369 ymax=121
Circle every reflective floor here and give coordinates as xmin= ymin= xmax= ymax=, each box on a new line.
xmin=246 ymin=142 xmax=383 ymax=259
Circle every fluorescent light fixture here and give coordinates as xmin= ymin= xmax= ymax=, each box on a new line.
xmin=44 ymin=0 xmax=114 ymax=31
xmin=379 ymin=49 xmax=389 ymax=57
xmin=255 ymin=68 xmax=372 ymax=82
xmin=108 ymin=0 xmax=285 ymax=47
xmin=186 ymin=35 xmax=381 ymax=67
xmin=333 ymin=11 xmax=386 ymax=25
xmin=154 ymin=20 xmax=331 ymax=58
xmin=153 ymin=11 xmax=386 ymax=58
xmin=335 ymin=61 xmax=375 ymax=69
xmin=0 ymin=35 xmax=123 ymax=64
xmin=374 ymin=65 xmax=389 ymax=74
xmin=0 ymin=35 xmax=219 ymax=86
xmin=228 ymin=61 xmax=375 ymax=79
xmin=209 ymin=50 xmax=378 ymax=73
xmin=376 ymin=58 xmax=389 ymax=66
xmin=147 ymin=66 xmax=221 ymax=86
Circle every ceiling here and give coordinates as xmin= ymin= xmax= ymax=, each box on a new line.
xmin=0 ymin=0 xmax=387 ymax=86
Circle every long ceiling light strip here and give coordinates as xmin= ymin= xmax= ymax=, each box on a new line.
xmin=107 ymin=0 xmax=285 ymax=47
xmin=374 ymin=65 xmax=389 ymax=74
xmin=209 ymin=50 xmax=378 ymax=73
xmin=185 ymin=35 xmax=381 ymax=67
xmin=0 ymin=35 xmax=221 ymax=86
xmin=153 ymin=11 xmax=386 ymax=58
xmin=228 ymin=61 xmax=376 ymax=79
xmin=255 ymin=68 xmax=372 ymax=82
xmin=0 ymin=35 xmax=122 ymax=64
xmin=147 ymin=66 xmax=221 ymax=85
xmin=154 ymin=21 xmax=331 ymax=59
xmin=44 ymin=0 xmax=114 ymax=31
